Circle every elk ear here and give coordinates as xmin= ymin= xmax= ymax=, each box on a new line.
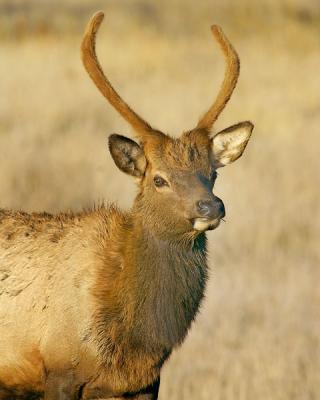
xmin=108 ymin=134 xmax=146 ymax=177
xmin=212 ymin=121 xmax=253 ymax=167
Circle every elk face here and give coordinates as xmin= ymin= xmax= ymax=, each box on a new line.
xmin=81 ymin=12 xmax=254 ymax=234
xmin=108 ymin=121 xmax=252 ymax=233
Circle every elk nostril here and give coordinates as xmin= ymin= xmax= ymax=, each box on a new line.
xmin=196 ymin=200 xmax=214 ymax=217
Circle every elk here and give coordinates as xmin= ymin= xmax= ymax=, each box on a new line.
xmin=0 ymin=11 xmax=253 ymax=400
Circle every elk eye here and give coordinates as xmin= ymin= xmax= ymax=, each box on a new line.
xmin=153 ymin=175 xmax=168 ymax=187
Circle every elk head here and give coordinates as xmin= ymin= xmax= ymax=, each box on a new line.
xmin=81 ymin=12 xmax=253 ymax=237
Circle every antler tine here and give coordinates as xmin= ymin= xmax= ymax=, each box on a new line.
xmin=81 ymin=12 xmax=158 ymax=140
xmin=196 ymin=25 xmax=240 ymax=132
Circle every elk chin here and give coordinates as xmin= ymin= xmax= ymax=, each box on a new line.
xmin=193 ymin=217 xmax=221 ymax=232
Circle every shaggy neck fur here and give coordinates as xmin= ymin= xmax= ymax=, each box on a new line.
xmin=93 ymin=200 xmax=209 ymax=364
xmin=129 ymin=219 xmax=208 ymax=350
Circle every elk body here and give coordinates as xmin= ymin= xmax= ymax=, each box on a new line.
xmin=0 ymin=12 xmax=253 ymax=400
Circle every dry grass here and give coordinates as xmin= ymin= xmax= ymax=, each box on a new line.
xmin=0 ymin=1 xmax=319 ymax=399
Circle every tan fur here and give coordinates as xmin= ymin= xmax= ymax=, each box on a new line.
xmin=0 ymin=11 xmax=253 ymax=400
xmin=0 ymin=203 xmax=207 ymax=399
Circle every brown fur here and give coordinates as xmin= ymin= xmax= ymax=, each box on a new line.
xmin=0 ymin=11 xmax=253 ymax=400
xmin=0 ymin=202 xmax=207 ymax=399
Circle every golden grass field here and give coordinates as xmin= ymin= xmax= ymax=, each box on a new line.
xmin=0 ymin=1 xmax=319 ymax=399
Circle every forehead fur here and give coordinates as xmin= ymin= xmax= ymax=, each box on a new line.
xmin=143 ymin=129 xmax=212 ymax=171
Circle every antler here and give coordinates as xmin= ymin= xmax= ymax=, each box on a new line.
xmin=81 ymin=11 xmax=160 ymax=140
xmin=196 ymin=25 xmax=240 ymax=132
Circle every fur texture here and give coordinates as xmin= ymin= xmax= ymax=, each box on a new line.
xmin=0 ymin=204 xmax=207 ymax=399
xmin=0 ymin=11 xmax=253 ymax=399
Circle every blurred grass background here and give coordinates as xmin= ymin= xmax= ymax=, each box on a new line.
xmin=0 ymin=1 xmax=319 ymax=399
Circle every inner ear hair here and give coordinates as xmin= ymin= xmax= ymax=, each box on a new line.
xmin=108 ymin=134 xmax=146 ymax=177
xmin=212 ymin=121 xmax=253 ymax=167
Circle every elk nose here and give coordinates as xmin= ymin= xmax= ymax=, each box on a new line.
xmin=196 ymin=199 xmax=225 ymax=219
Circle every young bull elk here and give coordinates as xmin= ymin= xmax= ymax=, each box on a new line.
xmin=0 ymin=11 xmax=253 ymax=400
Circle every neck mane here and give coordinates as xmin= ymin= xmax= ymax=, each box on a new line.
xmin=130 ymin=221 xmax=208 ymax=349
xmin=92 ymin=204 xmax=209 ymax=360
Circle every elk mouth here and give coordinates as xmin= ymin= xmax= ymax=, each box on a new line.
xmin=192 ymin=217 xmax=221 ymax=232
